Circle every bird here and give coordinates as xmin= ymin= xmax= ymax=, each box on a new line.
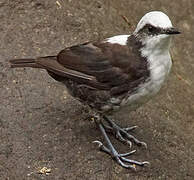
xmin=9 ymin=11 xmax=180 ymax=170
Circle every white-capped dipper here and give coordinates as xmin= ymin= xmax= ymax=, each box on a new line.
xmin=10 ymin=11 xmax=180 ymax=169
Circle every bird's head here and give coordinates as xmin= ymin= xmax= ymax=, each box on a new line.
xmin=133 ymin=11 xmax=180 ymax=53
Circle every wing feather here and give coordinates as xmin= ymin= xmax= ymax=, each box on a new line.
xmin=36 ymin=35 xmax=148 ymax=94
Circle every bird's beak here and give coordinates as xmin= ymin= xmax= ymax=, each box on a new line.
xmin=165 ymin=27 xmax=181 ymax=35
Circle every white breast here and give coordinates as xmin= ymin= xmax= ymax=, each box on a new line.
xmin=120 ymin=45 xmax=172 ymax=109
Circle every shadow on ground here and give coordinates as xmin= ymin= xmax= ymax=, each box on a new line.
xmin=0 ymin=0 xmax=194 ymax=179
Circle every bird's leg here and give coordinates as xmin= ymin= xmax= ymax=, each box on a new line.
xmin=93 ymin=121 xmax=149 ymax=169
xmin=103 ymin=115 xmax=147 ymax=148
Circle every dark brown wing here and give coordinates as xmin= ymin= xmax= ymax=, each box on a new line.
xmin=36 ymin=56 xmax=109 ymax=90
xmin=56 ymin=36 xmax=149 ymax=94
xmin=57 ymin=42 xmax=129 ymax=86
xmin=37 ymin=35 xmax=149 ymax=96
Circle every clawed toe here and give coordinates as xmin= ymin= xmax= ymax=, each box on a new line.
xmin=93 ymin=140 xmax=149 ymax=169
xmin=93 ymin=140 xmax=111 ymax=154
xmin=93 ymin=115 xmax=149 ymax=169
xmin=93 ymin=140 xmax=103 ymax=147
xmin=139 ymin=141 xmax=147 ymax=149
xmin=119 ymin=150 xmax=136 ymax=157
xmin=102 ymin=116 xmax=147 ymax=148
xmin=123 ymin=125 xmax=138 ymax=131
xmin=93 ymin=134 xmax=149 ymax=169
xmin=116 ymin=130 xmax=132 ymax=148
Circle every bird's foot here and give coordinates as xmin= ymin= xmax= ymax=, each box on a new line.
xmin=102 ymin=116 xmax=147 ymax=148
xmin=93 ymin=124 xmax=149 ymax=169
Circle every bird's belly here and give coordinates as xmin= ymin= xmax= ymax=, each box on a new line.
xmin=119 ymin=86 xmax=158 ymax=112
xmin=110 ymin=64 xmax=170 ymax=112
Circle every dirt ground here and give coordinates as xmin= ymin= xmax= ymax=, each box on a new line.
xmin=0 ymin=0 xmax=194 ymax=179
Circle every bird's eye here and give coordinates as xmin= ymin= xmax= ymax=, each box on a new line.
xmin=148 ymin=25 xmax=154 ymax=33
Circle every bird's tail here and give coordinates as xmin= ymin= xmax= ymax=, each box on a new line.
xmin=9 ymin=56 xmax=57 ymax=68
xmin=9 ymin=58 xmax=41 ymax=68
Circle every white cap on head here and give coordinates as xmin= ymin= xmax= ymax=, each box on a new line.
xmin=134 ymin=11 xmax=173 ymax=34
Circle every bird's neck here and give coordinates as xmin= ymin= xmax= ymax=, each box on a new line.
xmin=140 ymin=35 xmax=172 ymax=57
xmin=141 ymin=36 xmax=172 ymax=91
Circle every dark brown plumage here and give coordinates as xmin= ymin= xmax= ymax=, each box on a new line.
xmin=10 ymin=35 xmax=149 ymax=113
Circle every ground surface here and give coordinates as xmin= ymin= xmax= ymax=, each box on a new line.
xmin=0 ymin=0 xmax=194 ymax=179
